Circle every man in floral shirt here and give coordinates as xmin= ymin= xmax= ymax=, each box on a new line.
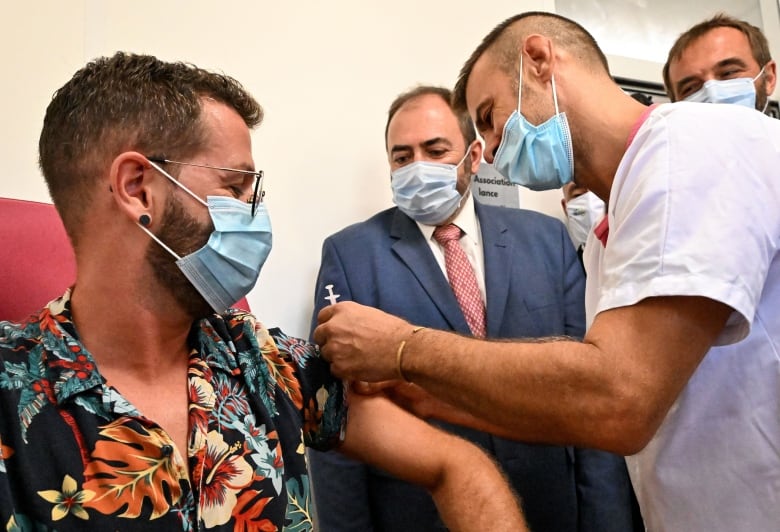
xmin=0 ymin=52 xmax=525 ymax=531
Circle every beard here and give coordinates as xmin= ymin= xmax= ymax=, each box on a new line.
xmin=755 ymin=78 xmax=769 ymax=112
xmin=145 ymin=193 xmax=215 ymax=319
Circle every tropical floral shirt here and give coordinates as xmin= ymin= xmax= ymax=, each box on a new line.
xmin=0 ymin=291 xmax=347 ymax=531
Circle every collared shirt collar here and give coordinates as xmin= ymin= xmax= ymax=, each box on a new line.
xmin=36 ymin=290 xmax=240 ymax=407
xmin=417 ymin=189 xmax=480 ymax=243
xmin=597 ymin=103 xmax=661 ymax=248
xmin=37 ymin=290 xmax=105 ymax=404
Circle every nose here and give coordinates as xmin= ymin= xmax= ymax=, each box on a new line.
xmin=482 ymin=132 xmax=500 ymax=164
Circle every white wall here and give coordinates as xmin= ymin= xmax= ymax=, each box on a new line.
xmin=3 ymin=1 xmax=775 ymax=338
xmin=1 ymin=0 xmax=563 ymax=338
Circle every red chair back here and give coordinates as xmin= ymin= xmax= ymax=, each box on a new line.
xmin=0 ymin=198 xmax=77 ymax=321
xmin=0 ymin=197 xmax=250 ymax=321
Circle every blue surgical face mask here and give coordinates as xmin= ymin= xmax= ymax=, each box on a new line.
xmin=140 ymin=161 xmax=273 ymax=313
xmin=683 ymin=66 xmax=766 ymax=110
xmin=391 ymin=146 xmax=472 ymax=225
xmin=493 ymin=56 xmax=574 ymax=191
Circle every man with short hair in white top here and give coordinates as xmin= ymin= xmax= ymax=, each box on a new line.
xmin=312 ymin=12 xmax=780 ymax=532
xmin=308 ymin=85 xmax=637 ymax=532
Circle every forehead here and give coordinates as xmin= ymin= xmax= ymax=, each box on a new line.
xmin=199 ymin=98 xmax=254 ymax=167
xmin=465 ymin=53 xmax=516 ymax=120
xmin=669 ymin=27 xmax=757 ymax=79
xmin=386 ymin=94 xmax=462 ymax=146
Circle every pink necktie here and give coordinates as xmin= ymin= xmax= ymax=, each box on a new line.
xmin=433 ymin=224 xmax=486 ymax=338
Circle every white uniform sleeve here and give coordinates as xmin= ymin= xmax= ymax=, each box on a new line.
xmin=593 ymin=103 xmax=780 ymax=345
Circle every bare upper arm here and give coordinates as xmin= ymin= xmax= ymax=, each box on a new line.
xmin=337 ymin=388 xmax=451 ymax=489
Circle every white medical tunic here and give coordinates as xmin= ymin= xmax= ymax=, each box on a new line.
xmin=584 ymin=102 xmax=780 ymax=531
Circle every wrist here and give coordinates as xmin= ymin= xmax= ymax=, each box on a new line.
xmin=396 ymin=326 xmax=427 ymax=382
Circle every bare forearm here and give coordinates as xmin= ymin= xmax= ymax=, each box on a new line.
xmin=430 ymin=435 xmax=527 ymax=532
xmin=400 ymin=295 xmax=730 ymax=455
xmin=401 ymin=328 xmax=637 ymax=452
xmin=377 ymin=380 xmax=523 ymax=441
xmin=318 ymin=303 xmax=633 ymax=451
xmin=317 ymin=298 xmax=730 ymax=455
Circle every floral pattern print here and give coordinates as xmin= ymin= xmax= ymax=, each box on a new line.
xmin=37 ymin=474 xmax=95 ymax=521
xmin=0 ymin=291 xmax=347 ymax=530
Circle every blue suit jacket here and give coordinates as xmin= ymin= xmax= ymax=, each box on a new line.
xmin=309 ymin=202 xmax=638 ymax=532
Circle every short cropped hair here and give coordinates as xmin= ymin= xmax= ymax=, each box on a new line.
xmin=663 ymin=13 xmax=773 ymax=99
xmin=39 ymin=52 xmax=263 ymax=243
xmin=385 ymin=85 xmax=477 ymax=148
xmin=452 ymin=11 xmax=610 ymax=113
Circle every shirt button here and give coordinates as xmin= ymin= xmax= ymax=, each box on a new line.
xmin=161 ymin=444 xmax=174 ymax=457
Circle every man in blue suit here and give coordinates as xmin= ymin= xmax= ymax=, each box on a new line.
xmin=308 ymin=86 xmax=637 ymax=532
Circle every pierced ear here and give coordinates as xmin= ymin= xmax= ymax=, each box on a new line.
xmin=109 ymin=151 xmax=157 ymax=226
xmin=522 ymin=34 xmax=555 ymax=82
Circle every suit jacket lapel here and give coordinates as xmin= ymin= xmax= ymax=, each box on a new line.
xmin=390 ymin=209 xmax=471 ymax=333
xmin=477 ymin=202 xmax=512 ymax=337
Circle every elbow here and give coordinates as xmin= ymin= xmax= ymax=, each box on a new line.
xmin=591 ymin=386 xmax=669 ymax=456
xmin=600 ymin=416 xmax=658 ymax=456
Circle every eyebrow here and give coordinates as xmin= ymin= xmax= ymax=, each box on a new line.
xmin=674 ymin=57 xmax=750 ymax=95
xmin=232 ymin=162 xmax=258 ymax=173
xmin=421 ymin=137 xmax=452 ymax=148
xmin=150 ymin=157 xmax=259 ymax=176
xmin=215 ymin=164 xmax=260 ymax=181
xmin=389 ymin=137 xmax=453 ymax=155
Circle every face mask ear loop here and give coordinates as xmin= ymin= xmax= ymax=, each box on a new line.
xmin=137 ymin=223 xmax=182 ymax=261
xmin=147 ymin=160 xmax=209 ymax=209
xmin=748 ymin=65 xmax=769 ymax=112
xmin=754 ymin=64 xmax=767 ymax=82
xmin=551 ymin=73 xmax=561 ymax=116
xmin=456 ymin=141 xmax=475 ymax=169
xmin=517 ymin=54 xmax=524 ymax=114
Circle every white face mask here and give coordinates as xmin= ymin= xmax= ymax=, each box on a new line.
xmin=565 ymin=192 xmax=605 ymax=249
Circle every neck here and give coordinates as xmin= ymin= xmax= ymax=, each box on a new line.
xmin=570 ymin=84 xmax=649 ymax=203
xmin=70 ymin=253 xmax=195 ymax=378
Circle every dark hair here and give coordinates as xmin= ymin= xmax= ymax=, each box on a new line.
xmin=663 ymin=13 xmax=772 ymax=100
xmin=39 ymin=51 xmax=263 ymax=243
xmin=452 ymin=11 xmax=610 ymax=113
xmin=385 ymin=85 xmax=477 ymax=149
